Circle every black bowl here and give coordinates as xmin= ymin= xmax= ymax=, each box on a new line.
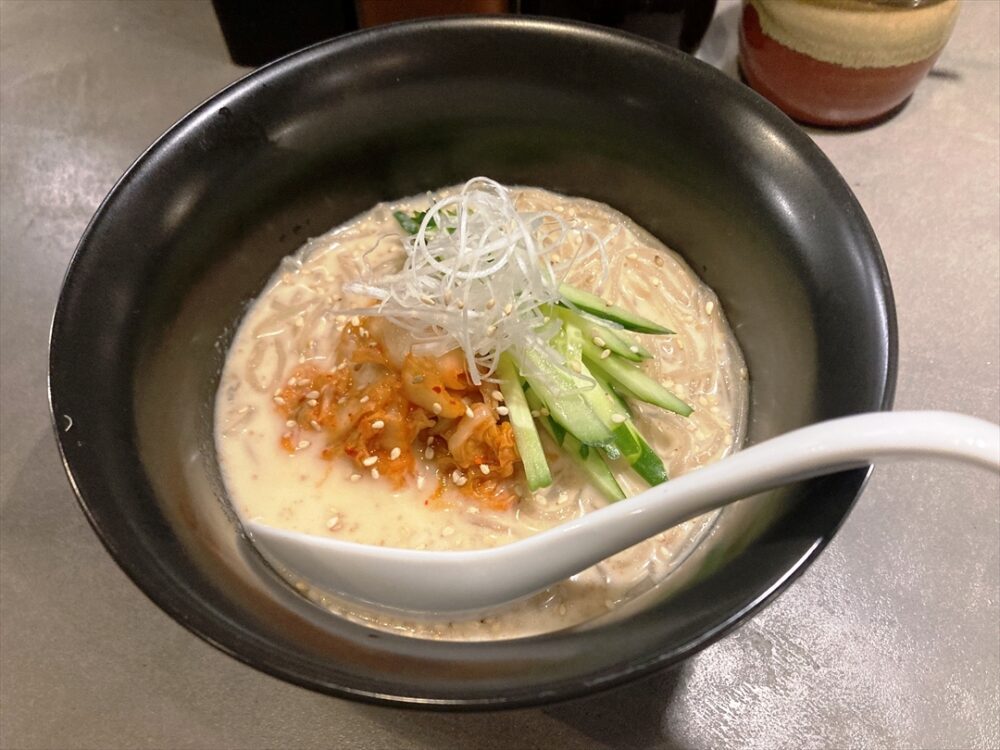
xmin=49 ymin=17 xmax=896 ymax=708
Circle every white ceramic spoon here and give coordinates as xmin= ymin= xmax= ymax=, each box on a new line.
xmin=247 ymin=411 xmax=999 ymax=615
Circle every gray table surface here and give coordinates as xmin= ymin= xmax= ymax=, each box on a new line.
xmin=1 ymin=1 xmax=997 ymax=748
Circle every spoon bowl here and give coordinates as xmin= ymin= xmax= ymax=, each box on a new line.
xmin=249 ymin=410 xmax=1000 ymax=615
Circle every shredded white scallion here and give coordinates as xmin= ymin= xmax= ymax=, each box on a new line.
xmin=343 ymin=177 xmax=608 ymax=385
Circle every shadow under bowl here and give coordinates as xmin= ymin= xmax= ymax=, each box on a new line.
xmin=49 ymin=17 xmax=896 ymax=709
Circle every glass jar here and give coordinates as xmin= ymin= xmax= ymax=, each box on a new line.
xmin=739 ymin=0 xmax=960 ymax=127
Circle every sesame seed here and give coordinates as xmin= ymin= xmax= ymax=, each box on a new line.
xmin=600 ymin=348 xmax=612 ymax=359
xmin=651 ymin=278 xmax=661 ymax=287
xmin=362 ymin=455 xmax=378 ymax=467
xmin=416 ymin=475 xmax=426 ymax=489
xmin=503 ymin=303 xmax=513 ymax=315
xmin=432 ymin=402 xmax=442 ymax=415
xmin=297 ymin=440 xmax=310 ymax=449
xmin=310 ymin=420 xmax=321 ymax=431
xmin=389 ymin=447 xmax=401 ymax=460
xmin=479 ymin=464 xmax=490 ymax=475
xmin=305 ymin=390 xmax=320 ymax=399
xmin=465 ymin=405 xmax=475 ymax=418
xmin=350 ymin=474 xmax=361 ymax=482
xmin=273 ymin=396 xmax=285 ymax=405
xmin=497 ymin=406 xmax=509 ymax=416
xmin=420 ymin=294 xmax=436 ymax=306
xmin=442 ymin=526 xmax=455 ymax=537
xmin=558 ymin=604 xmax=567 ymax=616
xmin=371 ymin=468 xmax=380 ymax=479
xmin=592 ymin=336 xmax=606 ymax=347
xmin=486 ymin=324 xmax=497 ymax=335
xmin=411 ymin=375 xmax=425 ymax=384
xmin=654 ymin=255 xmax=664 ymax=266
xmin=359 ymin=395 xmax=370 ymax=404
xmin=455 ymin=476 xmax=467 ymax=486
xmin=467 ymin=506 xmax=480 ymax=515
xmin=626 ymin=252 xmax=639 ymax=260
xmin=611 ymin=413 xmax=628 ymax=424
xmin=486 ymin=298 xmax=496 ymax=309
xmin=491 ymin=390 xmax=504 ymax=402
xmin=306 ymin=399 xmax=317 ymax=407
xmin=350 ymin=316 xmax=361 ymax=326
xmin=326 ymin=516 xmax=340 ymax=530
xmin=706 ymin=300 xmax=715 ymax=315
xmin=285 ymin=419 xmax=296 ymax=427
xmin=629 ymin=345 xmax=640 ymax=353
xmin=539 ymin=407 xmax=550 ymax=417
xmin=426 ymin=435 xmax=435 ymax=446
xmin=424 ymin=447 xmax=435 ymax=460
xmin=530 ymin=409 xmax=540 ymax=418
xmin=568 ymin=360 xmax=582 ymax=373
xmin=371 ymin=419 xmax=385 ymax=430
xmin=455 ymin=299 xmax=465 ymax=310
xmin=676 ymin=339 xmax=685 ymax=350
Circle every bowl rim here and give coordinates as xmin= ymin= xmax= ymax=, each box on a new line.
xmin=48 ymin=14 xmax=898 ymax=709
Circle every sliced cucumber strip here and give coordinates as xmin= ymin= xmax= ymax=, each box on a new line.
xmin=496 ymin=354 xmax=552 ymax=491
xmin=559 ymin=282 xmax=674 ymax=335
xmin=624 ymin=422 xmax=669 ymax=485
xmin=518 ymin=348 xmax=615 ymax=447
xmin=558 ymin=323 xmax=640 ymax=461
xmin=526 ymin=390 xmax=626 ymax=502
xmin=591 ymin=368 xmax=632 ymax=417
xmin=589 ymin=369 xmax=669 ymax=486
xmin=549 ymin=305 xmax=652 ymax=361
xmin=583 ymin=340 xmax=693 ymax=417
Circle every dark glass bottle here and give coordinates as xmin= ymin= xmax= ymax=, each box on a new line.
xmin=355 ymin=0 xmax=510 ymax=27
xmin=212 ymin=0 xmax=714 ymax=69
xmin=213 ymin=0 xmax=514 ymax=67
xmin=212 ymin=0 xmax=359 ymax=67
xmin=517 ymin=0 xmax=717 ymax=54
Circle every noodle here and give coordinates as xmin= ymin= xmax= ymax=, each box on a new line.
xmin=215 ymin=183 xmax=749 ymax=640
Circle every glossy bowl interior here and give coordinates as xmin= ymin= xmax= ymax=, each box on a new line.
xmin=49 ymin=17 xmax=896 ymax=708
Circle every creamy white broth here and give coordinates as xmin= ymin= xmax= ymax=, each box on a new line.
xmin=215 ymin=185 xmax=748 ymax=640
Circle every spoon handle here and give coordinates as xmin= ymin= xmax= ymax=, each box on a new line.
xmin=528 ymin=411 xmax=1000 ymax=585
xmin=247 ymin=411 xmax=999 ymax=614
